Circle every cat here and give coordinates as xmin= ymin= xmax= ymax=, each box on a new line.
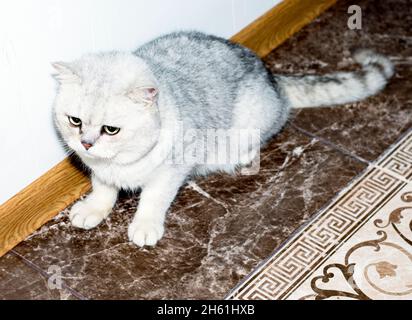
xmin=52 ymin=31 xmax=394 ymax=247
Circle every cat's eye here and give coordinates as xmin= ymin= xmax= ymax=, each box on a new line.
xmin=68 ymin=116 xmax=82 ymax=127
xmin=102 ymin=125 xmax=120 ymax=135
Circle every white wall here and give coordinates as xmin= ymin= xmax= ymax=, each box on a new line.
xmin=0 ymin=0 xmax=280 ymax=204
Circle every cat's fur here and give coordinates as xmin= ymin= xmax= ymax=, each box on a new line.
xmin=52 ymin=31 xmax=394 ymax=247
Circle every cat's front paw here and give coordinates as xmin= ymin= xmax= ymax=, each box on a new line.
xmin=69 ymin=200 xmax=111 ymax=230
xmin=128 ymin=219 xmax=164 ymax=247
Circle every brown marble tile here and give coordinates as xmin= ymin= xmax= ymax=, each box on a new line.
xmin=264 ymin=0 xmax=412 ymax=162
xmin=0 ymin=252 xmax=77 ymax=300
xmin=13 ymin=187 xmax=228 ymax=299
xmin=12 ymin=127 xmax=366 ymax=299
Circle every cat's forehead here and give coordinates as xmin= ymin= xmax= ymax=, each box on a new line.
xmin=77 ymin=95 xmax=129 ymax=124
xmin=79 ymin=69 xmax=126 ymax=95
xmin=76 ymin=53 xmax=144 ymax=87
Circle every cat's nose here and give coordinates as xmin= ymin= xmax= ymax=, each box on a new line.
xmin=81 ymin=141 xmax=93 ymax=150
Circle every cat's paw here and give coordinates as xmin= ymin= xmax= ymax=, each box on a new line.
xmin=69 ymin=200 xmax=110 ymax=230
xmin=128 ymin=219 xmax=164 ymax=247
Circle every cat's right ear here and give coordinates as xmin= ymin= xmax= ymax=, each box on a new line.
xmin=126 ymin=86 xmax=159 ymax=106
xmin=51 ymin=62 xmax=81 ymax=84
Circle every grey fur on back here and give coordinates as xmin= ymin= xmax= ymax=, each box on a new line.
xmin=134 ymin=31 xmax=276 ymax=130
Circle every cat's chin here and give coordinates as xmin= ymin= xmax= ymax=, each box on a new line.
xmin=78 ymin=152 xmax=95 ymax=159
xmin=69 ymin=145 xmax=116 ymax=162
xmin=107 ymin=147 xmax=158 ymax=166
xmin=76 ymin=150 xmax=114 ymax=163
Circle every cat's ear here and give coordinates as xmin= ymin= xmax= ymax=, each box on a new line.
xmin=51 ymin=62 xmax=80 ymax=84
xmin=126 ymin=86 xmax=158 ymax=106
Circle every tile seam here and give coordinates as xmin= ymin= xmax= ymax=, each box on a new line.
xmin=9 ymin=250 xmax=89 ymax=301
xmin=289 ymin=123 xmax=371 ymax=165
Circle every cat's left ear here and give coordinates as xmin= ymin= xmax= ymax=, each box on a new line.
xmin=51 ymin=62 xmax=80 ymax=84
xmin=127 ymin=86 xmax=158 ymax=106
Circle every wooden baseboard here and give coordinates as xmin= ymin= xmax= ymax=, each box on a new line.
xmin=0 ymin=0 xmax=336 ymax=258
xmin=0 ymin=159 xmax=91 ymax=257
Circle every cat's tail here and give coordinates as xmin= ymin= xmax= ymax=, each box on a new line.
xmin=274 ymin=49 xmax=394 ymax=109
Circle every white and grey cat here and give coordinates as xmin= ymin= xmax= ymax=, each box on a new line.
xmin=52 ymin=31 xmax=394 ymax=247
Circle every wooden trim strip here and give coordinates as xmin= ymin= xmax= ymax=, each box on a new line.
xmin=0 ymin=0 xmax=337 ymax=257
xmin=0 ymin=159 xmax=91 ymax=257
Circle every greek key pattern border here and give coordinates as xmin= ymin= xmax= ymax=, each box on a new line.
xmin=227 ymin=129 xmax=412 ymax=300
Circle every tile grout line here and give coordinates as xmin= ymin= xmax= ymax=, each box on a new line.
xmin=289 ymin=123 xmax=372 ymax=165
xmin=9 ymin=249 xmax=89 ymax=301
xmin=291 ymin=123 xmax=412 ymax=183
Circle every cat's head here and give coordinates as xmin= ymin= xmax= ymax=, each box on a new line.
xmin=52 ymin=52 xmax=161 ymax=165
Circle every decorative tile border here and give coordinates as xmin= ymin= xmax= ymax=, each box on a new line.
xmin=227 ymin=129 xmax=412 ymax=300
